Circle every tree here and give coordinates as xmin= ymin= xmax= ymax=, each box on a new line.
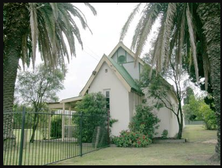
xmin=140 ymin=61 xmax=185 ymax=139
xmin=120 ymin=3 xmax=220 ymax=161
xmin=3 ymin=3 xmax=96 ymax=142
xmin=199 ymin=101 xmax=217 ymax=130
xmin=183 ymin=95 xmax=200 ymax=122
xmin=73 ymin=92 xmax=108 ymax=143
xmin=13 ymin=103 xmax=33 ymax=129
xmin=183 ymin=95 xmax=217 ymax=130
xmin=15 ymin=64 xmax=65 ymax=143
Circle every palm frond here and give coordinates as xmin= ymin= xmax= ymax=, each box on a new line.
xmin=50 ymin=3 xmax=58 ymax=20
xmin=186 ymin=4 xmax=199 ymax=82
xmin=29 ymin=3 xmax=39 ymax=69
xmin=149 ymin=18 xmax=164 ymax=78
xmin=174 ymin=7 xmax=186 ymax=79
xmin=160 ymin=3 xmax=177 ymax=71
xmin=29 ymin=3 xmax=94 ymax=70
xmin=131 ymin=3 xmax=151 ymax=51
xmin=178 ymin=9 xmax=186 ymax=70
xmin=188 ymin=48 xmax=192 ymax=73
xmin=84 ymin=3 xmax=97 ymax=15
xmin=156 ymin=20 xmax=165 ymax=73
xmin=57 ymin=6 xmax=77 ymax=54
xmin=41 ymin=5 xmax=58 ymax=64
xmin=119 ymin=3 xmax=142 ymax=42
xmin=37 ymin=11 xmax=55 ymax=68
xmin=56 ymin=27 xmax=70 ymax=62
xmin=50 ymin=4 xmax=58 ymax=60
xmin=21 ymin=34 xmax=28 ymax=71
xmin=63 ymin=3 xmax=93 ymax=34
xmin=134 ymin=3 xmax=161 ymax=63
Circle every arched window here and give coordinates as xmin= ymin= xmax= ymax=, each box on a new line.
xmin=118 ymin=55 xmax=126 ymax=64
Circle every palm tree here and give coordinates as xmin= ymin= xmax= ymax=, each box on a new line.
xmin=3 ymin=3 xmax=96 ymax=142
xmin=120 ymin=3 xmax=220 ymax=161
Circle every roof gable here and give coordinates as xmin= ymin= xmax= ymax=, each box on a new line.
xmin=79 ymin=55 xmax=143 ymax=96
xmin=107 ymin=57 xmax=142 ymax=94
xmin=108 ymin=41 xmax=145 ymax=66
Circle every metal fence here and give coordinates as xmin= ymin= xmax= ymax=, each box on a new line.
xmin=185 ymin=120 xmax=204 ymax=125
xmin=3 ymin=109 xmax=110 ymax=165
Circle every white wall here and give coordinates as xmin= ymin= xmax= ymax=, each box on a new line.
xmin=143 ymin=88 xmax=179 ymax=138
xmin=88 ymin=62 xmax=130 ymax=136
xmin=128 ymin=92 xmax=134 ymax=123
xmin=123 ymin=62 xmax=141 ymax=81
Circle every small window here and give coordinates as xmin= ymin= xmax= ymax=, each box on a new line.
xmin=118 ymin=55 xmax=126 ymax=64
xmin=105 ymin=69 xmax=108 ymax=73
xmin=104 ymin=90 xmax=110 ymax=110
xmin=106 ymin=91 xmax=110 ymax=98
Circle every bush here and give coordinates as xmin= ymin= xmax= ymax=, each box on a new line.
xmin=183 ymin=95 xmax=217 ymax=130
xmin=200 ymin=103 xmax=217 ymax=130
xmin=113 ymin=130 xmax=152 ymax=147
xmin=73 ymin=92 xmax=109 ymax=143
xmin=50 ymin=115 xmax=62 ymax=138
xmin=161 ymin=129 xmax=168 ymax=139
xmin=129 ymin=105 xmax=160 ymax=139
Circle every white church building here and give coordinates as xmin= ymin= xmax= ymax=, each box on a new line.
xmin=48 ymin=42 xmax=183 ymax=138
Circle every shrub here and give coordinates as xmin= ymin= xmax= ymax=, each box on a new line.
xmin=129 ymin=105 xmax=160 ymax=139
xmin=73 ymin=92 xmax=113 ymax=143
xmin=200 ymin=103 xmax=217 ymax=130
xmin=161 ymin=129 xmax=168 ymax=139
xmin=50 ymin=115 xmax=62 ymax=138
xmin=113 ymin=130 xmax=152 ymax=147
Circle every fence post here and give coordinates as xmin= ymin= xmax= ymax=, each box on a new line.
xmin=19 ymin=107 xmax=26 ymax=165
xmin=79 ymin=112 xmax=83 ymax=157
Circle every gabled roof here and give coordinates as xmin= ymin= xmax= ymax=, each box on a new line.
xmin=110 ymin=42 xmax=178 ymax=102
xmin=79 ymin=55 xmax=143 ymax=96
xmin=108 ymin=41 xmax=145 ymax=66
xmin=107 ymin=57 xmax=142 ymax=94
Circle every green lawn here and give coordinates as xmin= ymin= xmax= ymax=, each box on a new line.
xmin=3 ymin=129 xmax=96 ymax=165
xmin=55 ymin=125 xmax=219 ymax=165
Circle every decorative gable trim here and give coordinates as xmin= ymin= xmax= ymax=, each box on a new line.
xmin=108 ymin=41 xmax=145 ymax=66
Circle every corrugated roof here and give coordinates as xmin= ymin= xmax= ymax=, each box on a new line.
xmin=107 ymin=56 xmax=143 ymax=95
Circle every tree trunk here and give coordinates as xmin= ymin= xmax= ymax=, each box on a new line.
xmin=208 ymin=38 xmax=221 ymax=163
xmin=176 ymin=115 xmax=183 ymax=139
xmin=178 ymin=100 xmax=184 ymax=139
xmin=177 ymin=124 xmax=183 ymax=139
xmin=30 ymin=113 xmax=40 ymax=143
xmin=208 ymin=40 xmax=220 ymax=162
xmin=198 ymin=3 xmax=220 ymax=162
xmin=3 ymin=36 xmax=21 ymax=141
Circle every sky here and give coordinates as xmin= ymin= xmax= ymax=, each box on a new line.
xmin=58 ymin=3 xmax=140 ymax=100
xmin=18 ymin=3 xmax=206 ymax=102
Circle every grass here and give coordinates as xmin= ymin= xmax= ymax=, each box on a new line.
xmin=182 ymin=125 xmax=217 ymax=143
xmin=55 ymin=125 xmax=219 ymax=165
xmin=3 ymin=129 xmax=96 ymax=165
